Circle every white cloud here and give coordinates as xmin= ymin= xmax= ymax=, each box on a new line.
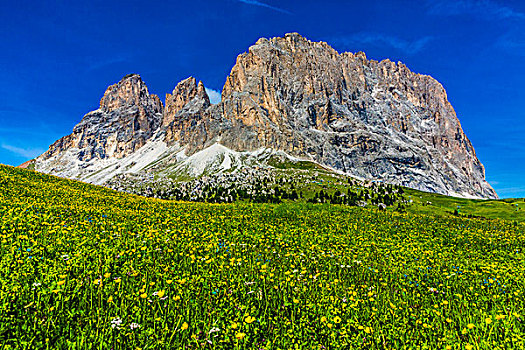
xmin=1 ymin=143 xmax=44 ymax=159
xmin=205 ymin=87 xmax=222 ymax=105
xmin=427 ymin=0 xmax=525 ymax=20
xmin=330 ymin=33 xmax=433 ymax=55
xmin=235 ymin=0 xmax=292 ymax=15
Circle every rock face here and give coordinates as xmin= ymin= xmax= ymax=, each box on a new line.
xmin=41 ymin=74 xmax=163 ymax=163
xmin=163 ymin=77 xmax=212 ymax=149
xmin=32 ymin=33 xmax=497 ymax=199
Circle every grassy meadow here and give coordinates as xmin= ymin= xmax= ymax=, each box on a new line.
xmin=403 ymin=188 xmax=525 ymax=223
xmin=0 ymin=164 xmax=524 ymax=349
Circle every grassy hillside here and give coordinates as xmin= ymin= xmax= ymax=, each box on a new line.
xmin=0 ymin=165 xmax=524 ymax=349
xmin=106 ymin=156 xmax=525 ymax=223
xmin=403 ymin=187 xmax=525 ymax=222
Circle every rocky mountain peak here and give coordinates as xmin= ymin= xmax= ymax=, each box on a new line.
xmin=32 ymin=34 xmax=498 ymax=199
xmin=162 ymin=77 xmax=212 ymax=147
xmin=163 ymin=77 xmax=210 ymax=127
xmin=216 ymin=33 xmax=497 ymax=198
xmin=100 ymin=74 xmax=163 ymax=114
xmin=39 ymin=74 xmax=164 ymax=164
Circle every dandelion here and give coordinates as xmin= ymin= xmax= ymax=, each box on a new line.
xmin=4 ymin=162 xmax=525 ymax=348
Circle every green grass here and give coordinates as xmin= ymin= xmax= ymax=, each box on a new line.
xmin=266 ymin=156 xmax=326 ymax=171
xmin=403 ymin=187 xmax=525 ymax=222
xmin=0 ymin=165 xmax=524 ymax=349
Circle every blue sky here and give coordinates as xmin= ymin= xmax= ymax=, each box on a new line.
xmin=1 ymin=0 xmax=524 ymax=197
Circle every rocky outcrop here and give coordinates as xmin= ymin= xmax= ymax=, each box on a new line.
xmin=163 ymin=77 xmax=213 ymax=148
xmin=40 ymin=74 xmax=163 ymax=163
xmin=32 ymin=33 xmax=497 ymax=199
xmin=195 ymin=33 xmax=495 ymax=198
xmin=163 ymin=77 xmax=210 ymax=127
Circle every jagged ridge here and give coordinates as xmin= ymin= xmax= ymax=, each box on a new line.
xmin=32 ymin=33 xmax=497 ymax=199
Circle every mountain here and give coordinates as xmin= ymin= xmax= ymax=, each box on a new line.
xmin=29 ymin=33 xmax=497 ymax=199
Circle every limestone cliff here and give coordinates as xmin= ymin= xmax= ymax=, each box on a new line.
xmin=32 ymin=34 xmax=497 ymax=199
xmin=41 ymin=74 xmax=163 ymax=163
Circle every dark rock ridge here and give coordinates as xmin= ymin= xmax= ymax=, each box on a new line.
xmin=34 ymin=33 xmax=497 ymax=199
